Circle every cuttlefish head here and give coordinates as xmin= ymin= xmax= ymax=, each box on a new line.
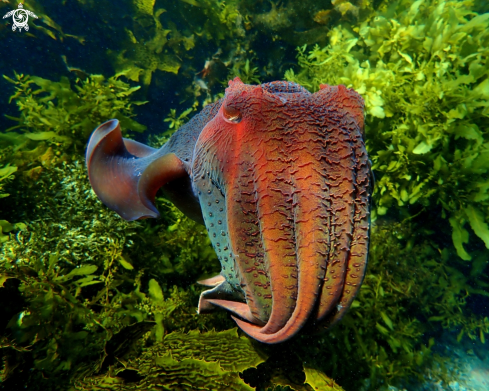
xmin=85 ymin=78 xmax=370 ymax=344
xmin=192 ymin=78 xmax=370 ymax=343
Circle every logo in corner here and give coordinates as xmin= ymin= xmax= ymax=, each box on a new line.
xmin=3 ymin=3 xmax=38 ymax=32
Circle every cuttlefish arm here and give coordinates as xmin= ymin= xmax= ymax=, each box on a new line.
xmin=189 ymin=80 xmax=370 ymax=344
xmin=85 ymin=101 xmax=222 ymax=222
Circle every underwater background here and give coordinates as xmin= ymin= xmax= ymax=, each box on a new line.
xmin=1 ymin=0 xmax=489 ymax=390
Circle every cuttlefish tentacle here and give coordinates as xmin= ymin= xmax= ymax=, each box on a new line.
xmin=317 ymin=132 xmax=371 ymax=327
xmin=241 ymin=90 xmax=333 ymax=337
xmin=197 ymin=274 xmax=226 ymax=287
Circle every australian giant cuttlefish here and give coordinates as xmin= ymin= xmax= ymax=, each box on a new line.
xmin=86 ymin=78 xmax=371 ymax=344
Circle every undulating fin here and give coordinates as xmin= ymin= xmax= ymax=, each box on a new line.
xmin=86 ymin=119 xmax=188 ymax=221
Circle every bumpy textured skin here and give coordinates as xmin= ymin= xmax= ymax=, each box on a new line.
xmin=86 ymin=78 xmax=371 ymax=344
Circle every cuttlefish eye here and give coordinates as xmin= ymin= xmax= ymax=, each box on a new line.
xmin=222 ymin=104 xmax=241 ymax=123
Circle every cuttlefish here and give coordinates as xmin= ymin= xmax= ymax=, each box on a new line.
xmin=86 ymin=78 xmax=371 ymax=344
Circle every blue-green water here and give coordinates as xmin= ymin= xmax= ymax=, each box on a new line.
xmin=1 ymin=0 xmax=488 ymax=390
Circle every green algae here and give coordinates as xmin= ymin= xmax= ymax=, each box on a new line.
xmin=76 ymin=357 xmax=254 ymax=391
xmin=108 ymin=0 xmax=245 ymax=91
xmin=281 ymin=0 xmax=489 ymax=387
xmin=72 ymin=328 xmax=265 ymax=391
xmin=0 ymin=65 xmax=234 ymax=387
xmin=0 ymin=219 xmax=23 ymax=243
xmin=3 ymin=72 xmax=147 ymax=151
xmin=230 ymin=59 xmax=261 ymax=85
xmin=0 ymin=160 xmax=231 ymax=388
xmin=0 ymin=164 xmax=16 ymax=199
xmin=163 ymin=107 xmax=195 ymax=132
xmin=286 ymin=0 xmax=489 ymax=261
xmin=110 ymin=8 xmax=183 ymax=88
xmin=304 ymin=366 xmax=344 ymax=391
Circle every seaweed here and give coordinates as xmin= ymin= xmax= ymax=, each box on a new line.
xmin=73 ymin=329 xmax=263 ymax=391
xmin=0 ymin=164 xmax=16 ymax=199
xmin=283 ymin=0 xmax=489 ymax=387
xmin=303 ymin=367 xmax=344 ymax=391
xmin=3 ymin=72 xmax=147 ymax=152
xmin=108 ymin=0 xmax=246 ymax=89
xmin=72 ymin=328 xmax=345 ymax=391
xmin=163 ymin=107 xmax=195 ymax=132
xmin=229 ymin=59 xmax=261 ymax=85
xmin=0 ymin=160 xmax=231 ymax=389
xmin=286 ymin=0 xmax=489 ymax=260
xmin=0 ymin=68 xmax=230 ymax=389
xmin=109 ymin=7 xmax=183 ymax=88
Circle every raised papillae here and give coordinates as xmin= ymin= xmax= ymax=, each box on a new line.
xmin=86 ymin=78 xmax=371 ymax=344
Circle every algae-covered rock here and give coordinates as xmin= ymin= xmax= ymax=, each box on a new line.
xmin=73 ymin=328 xmax=265 ymax=391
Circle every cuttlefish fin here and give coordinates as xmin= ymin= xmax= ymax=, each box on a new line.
xmin=86 ymin=119 xmax=188 ymax=221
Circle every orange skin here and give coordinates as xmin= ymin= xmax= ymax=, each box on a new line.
xmin=86 ymin=78 xmax=371 ymax=344
xmin=192 ymin=79 xmax=370 ymax=343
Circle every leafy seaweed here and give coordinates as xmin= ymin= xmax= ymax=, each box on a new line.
xmin=0 ymin=164 xmax=16 ymax=199
xmin=0 ymin=161 xmax=230 ymax=389
xmin=73 ymin=328 xmax=264 ymax=391
xmin=3 ymin=72 xmax=147 ymax=151
xmin=286 ymin=0 xmax=489 ymax=260
xmin=283 ymin=1 xmax=489 ymax=387
xmin=304 ymin=366 xmax=344 ymax=391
